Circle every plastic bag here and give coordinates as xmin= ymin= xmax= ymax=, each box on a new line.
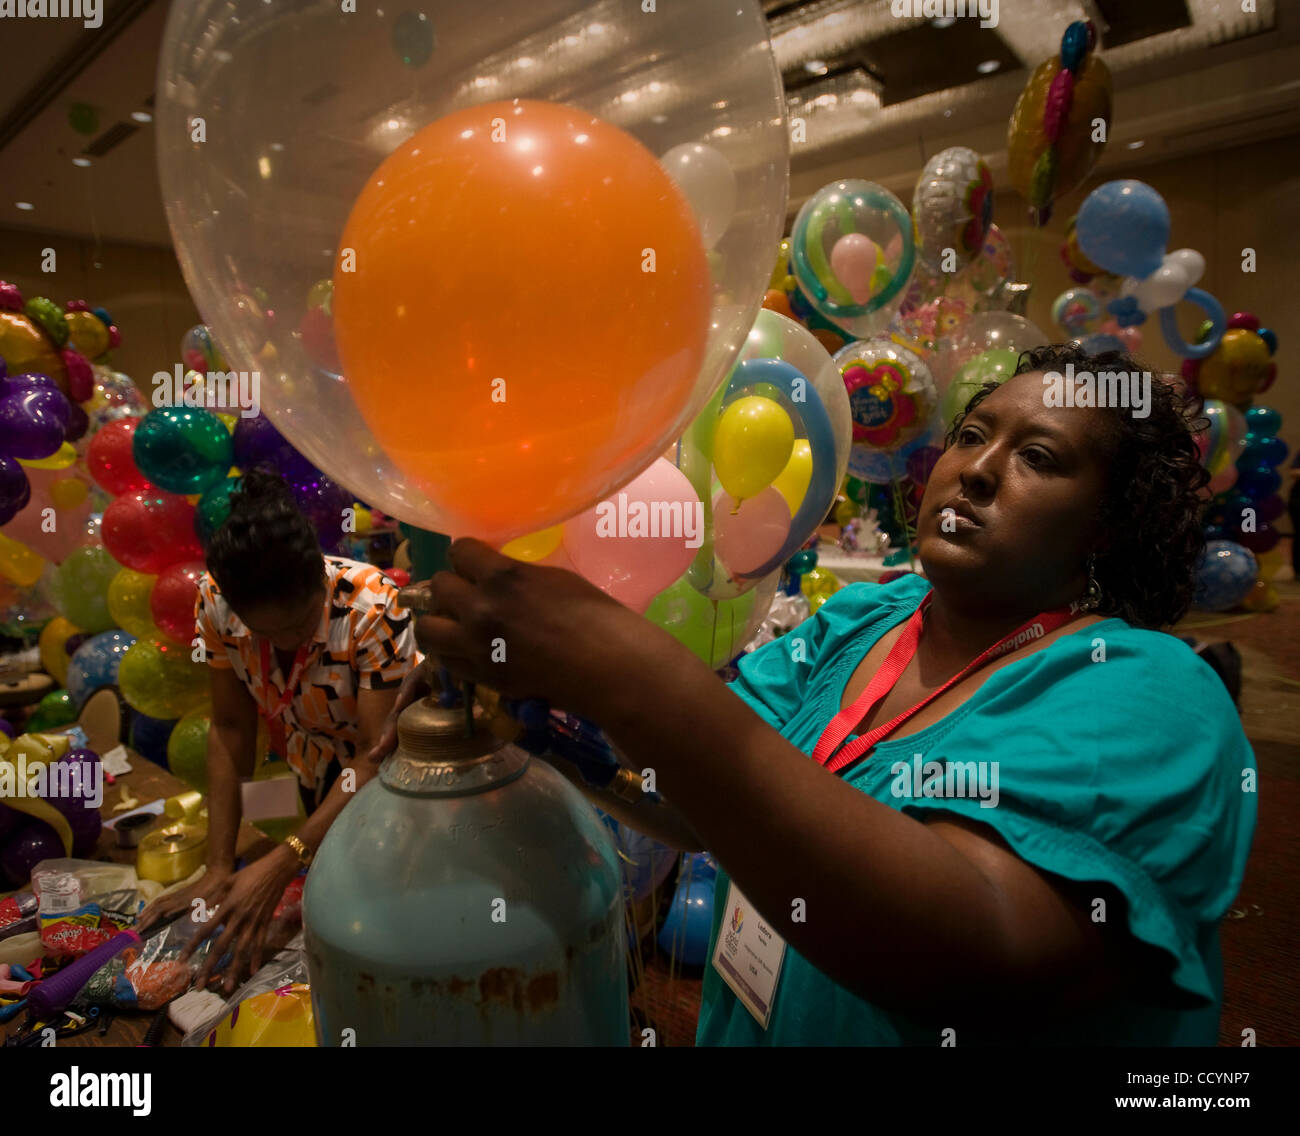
xmin=81 ymin=913 xmax=215 ymax=1011
xmin=181 ymin=932 xmax=313 ymax=1047
xmin=31 ymin=860 xmax=143 ymax=957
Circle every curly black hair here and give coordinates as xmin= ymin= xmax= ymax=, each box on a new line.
xmin=204 ymin=468 xmax=324 ymax=613
xmin=943 ymin=343 xmax=1209 ymax=629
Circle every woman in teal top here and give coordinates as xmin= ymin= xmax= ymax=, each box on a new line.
xmin=401 ymin=342 xmax=1256 ymax=1046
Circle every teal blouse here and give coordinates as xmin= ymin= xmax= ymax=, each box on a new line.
xmin=696 ymin=574 xmax=1257 ymax=1046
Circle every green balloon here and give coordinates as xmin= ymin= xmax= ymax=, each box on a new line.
xmin=167 ymin=705 xmax=211 ymax=792
xmin=645 ymin=579 xmax=758 ymax=669
xmin=52 ymin=547 xmax=119 ymax=633
xmin=196 ymin=476 xmax=242 ymax=544
xmin=940 ymin=348 xmax=1019 ymax=431
xmin=27 ymin=688 xmax=78 ymax=732
xmin=133 ymin=407 xmax=234 ymax=494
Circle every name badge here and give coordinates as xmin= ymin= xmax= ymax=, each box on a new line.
xmin=711 ymin=881 xmax=787 ymax=1030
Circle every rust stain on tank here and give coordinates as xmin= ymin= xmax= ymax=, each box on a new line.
xmin=525 ymin=972 xmax=559 ymax=1012
xmin=479 ymin=967 xmax=524 ymax=1013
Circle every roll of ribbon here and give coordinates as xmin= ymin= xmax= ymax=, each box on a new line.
xmin=136 ymin=823 xmax=207 ymax=884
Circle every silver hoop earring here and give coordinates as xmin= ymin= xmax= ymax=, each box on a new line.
xmin=1081 ymin=554 xmax=1103 ymax=612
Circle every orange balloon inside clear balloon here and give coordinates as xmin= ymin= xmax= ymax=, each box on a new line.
xmin=333 ymin=99 xmax=712 ymax=543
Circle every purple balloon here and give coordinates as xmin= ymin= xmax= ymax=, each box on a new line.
xmin=0 ymin=718 xmax=15 ymax=738
xmin=0 ymin=455 xmax=31 ymax=524
xmin=48 ymin=797 xmax=102 ymax=858
xmin=0 ymin=802 xmax=20 ymax=843
xmin=0 ymin=384 xmax=71 ymax=460
xmin=64 ymin=402 xmax=90 ymax=443
xmin=1257 ymin=494 xmax=1285 ymax=524
xmin=1 ymin=820 xmax=65 ymax=887
xmin=290 ymin=473 xmax=352 ymax=551
xmin=48 ymin=750 xmax=103 ymax=858
xmin=905 ymin=446 xmax=942 ymax=486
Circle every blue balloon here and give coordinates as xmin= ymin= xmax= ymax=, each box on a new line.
xmin=1060 ymin=21 xmax=1088 ymax=71
xmin=1193 ymin=541 xmax=1257 ymax=612
xmin=596 ymin=810 xmax=677 ymax=904
xmin=1257 ymin=327 xmax=1277 ymax=355
xmin=657 ymin=869 xmax=716 ymax=967
xmin=1078 ymin=333 xmax=1126 ymax=355
xmin=66 ymin=630 xmax=136 ymax=708
xmin=1202 ymin=524 xmax=1226 ymax=542
xmin=1244 ymin=406 xmax=1281 ymax=438
xmin=1235 ymin=466 xmax=1281 ymax=501
xmin=130 ymin=712 xmax=178 ymax=767
xmin=1238 ymin=435 xmax=1288 ymax=470
xmin=1076 ymin=181 xmax=1170 ymax=280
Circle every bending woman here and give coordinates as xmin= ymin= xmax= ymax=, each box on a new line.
xmin=393 ymin=343 xmax=1255 ymax=1045
xmin=141 ymin=469 xmax=419 ymax=989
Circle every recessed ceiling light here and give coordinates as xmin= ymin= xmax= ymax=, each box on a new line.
xmin=72 ymin=157 xmax=92 ymax=167
xmin=15 ymin=202 xmax=34 ymax=211
xmin=269 ymin=142 xmax=284 ymax=152
xmin=804 ymin=59 xmax=828 ymax=75
xmin=131 ymin=110 xmax=153 ymax=123
xmin=931 ymin=17 xmax=956 ymax=29
xmin=976 ymin=60 xmax=1000 ymax=75
xmin=1127 ymin=140 xmax=1145 ymax=149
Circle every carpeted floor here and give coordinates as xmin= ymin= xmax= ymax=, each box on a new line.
xmin=630 ymin=550 xmax=1300 ymax=1047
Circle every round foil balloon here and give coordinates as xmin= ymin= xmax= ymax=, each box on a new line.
xmin=156 ymin=1 xmax=788 ymax=543
xmin=835 ymin=338 xmax=938 ymax=457
xmin=789 ymin=180 xmax=915 ymax=339
xmin=912 ymin=147 xmax=994 ymax=272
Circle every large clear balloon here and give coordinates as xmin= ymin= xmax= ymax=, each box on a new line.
xmin=835 ymin=337 xmax=938 ymax=459
xmin=156 ymin=1 xmax=788 ymax=543
xmin=789 ymin=180 xmax=915 ymax=339
xmin=930 ymin=311 xmax=1048 ymax=392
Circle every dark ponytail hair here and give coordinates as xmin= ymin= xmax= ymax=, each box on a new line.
xmin=204 ymin=468 xmax=324 ymax=613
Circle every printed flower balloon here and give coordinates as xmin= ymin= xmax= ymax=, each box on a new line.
xmin=835 ymin=337 xmax=938 ymax=454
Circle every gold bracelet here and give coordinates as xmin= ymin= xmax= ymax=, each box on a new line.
xmin=285 ymin=834 xmax=315 ymax=867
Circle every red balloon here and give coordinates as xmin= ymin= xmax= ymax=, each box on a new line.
xmin=87 ymin=417 xmax=149 ymax=495
xmin=102 ymin=489 xmax=203 ymax=573
xmin=151 ymin=559 xmax=206 ymax=644
xmin=387 ymin=568 xmax=410 ymax=587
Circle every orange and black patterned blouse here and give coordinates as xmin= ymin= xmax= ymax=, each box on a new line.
xmin=194 ymin=556 xmax=420 ymax=791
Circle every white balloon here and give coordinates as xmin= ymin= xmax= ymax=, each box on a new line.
xmin=1164 ymin=247 xmax=1205 ymax=286
xmin=660 ymin=142 xmax=737 ymax=250
xmin=1135 ymin=264 xmax=1190 ymax=311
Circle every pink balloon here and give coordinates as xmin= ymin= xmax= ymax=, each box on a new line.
xmin=713 ymin=487 xmax=790 ymax=578
xmin=830 ymin=233 xmax=879 ymax=305
xmin=0 ymin=466 xmax=93 ymax=564
xmin=561 ymin=458 xmax=701 ymax=614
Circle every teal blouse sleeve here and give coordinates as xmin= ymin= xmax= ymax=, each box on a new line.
xmin=876 ymin=624 xmax=1257 ymax=1006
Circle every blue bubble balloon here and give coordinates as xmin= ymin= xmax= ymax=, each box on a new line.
xmin=1076 ymin=180 xmax=1170 ymax=280
xmin=1193 ymin=540 xmax=1257 ymax=612
xmin=1244 ymin=405 xmax=1281 ymax=438
xmin=66 ymin=629 xmax=137 ymax=708
xmin=1238 ymin=435 xmax=1288 ymax=470
xmin=1235 ymin=466 xmax=1282 ymax=501
xmin=1060 ymin=21 xmax=1089 ymax=72
xmin=1256 ymin=327 xmax=1277 ymax=355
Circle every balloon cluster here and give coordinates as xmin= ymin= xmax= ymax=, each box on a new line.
xmin=1050 ymin=286 xmax=1142 ymax=355
xmin=1007 ymin=20 xmax=1112 ymax=223
xmin=0 ymin=732 xmax=103 ymax=885
xmin=1075 ymin=180 xmax=1225 ymax=359
xmin=1188 ymin=316 xmax=1286 ymax=611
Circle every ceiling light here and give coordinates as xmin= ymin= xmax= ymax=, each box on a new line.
xmin=131 ymin=111 xmax=152 ymax=123
xmin=269 ymin=142 xmax=284 ymax=152
xmin=931 ymin=17 xmax=956 ymax=28
xmin=976 ymin=60 xmax=1000 ymax=74
xmin=805 ymin=59 xmax=829 ymax=75
xmin=1127 ymin=140 xmax=1145 ymax=149
xmin=72 ymin=157 xmax=92 ymax=167
xmin=15 ymin=202 xmax=34 ymax=211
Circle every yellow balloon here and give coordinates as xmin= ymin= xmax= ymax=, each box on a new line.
xmin=18 ymin=442 xmax=77 ymax=471
xmin=0 ymin=532 xmax=46 ymax=587
xmin=1254 ymin=545 xmax=1284 ymax=582
xmin=39 ymin=616 xmax=82 ymax=684
xmin=65 ymin=310 xmax=110 ymax=359
xmin=353 ymin=505 xmax=373 ymax=535
xmin=50 ymin=477 xmax=89 ymax=511
xmin=118 ymin=638 xmax=209 ymax=719
xmin=713 ymin=396 xmax=794 ymax=502
xmin=771 ymin=439 xmax=813 ymax=514
xmin=501 ymin=525 xmax=563 ymax=562
xmin=108 ymin=568 xmax=161 ymax=640
xmin=216 ymin=412 xmax=238 ymax=433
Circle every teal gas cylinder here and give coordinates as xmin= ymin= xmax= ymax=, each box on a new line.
xmin=303 ymin=694 xmax=628 ymax=1045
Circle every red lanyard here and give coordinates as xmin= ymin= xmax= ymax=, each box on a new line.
xmin=257 ymin=639 xmax=310 ymax=760
xmin=811 ymin=590 xmax=1084 ymax=775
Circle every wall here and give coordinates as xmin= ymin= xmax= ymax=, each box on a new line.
xmin=0 ymin=226 xmax=200 ymax=392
